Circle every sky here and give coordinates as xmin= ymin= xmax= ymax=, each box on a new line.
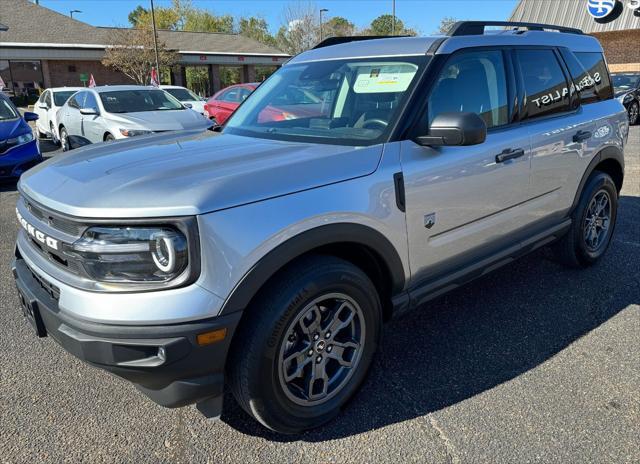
xmin=36 ymin=0 xmax=519 ymax=34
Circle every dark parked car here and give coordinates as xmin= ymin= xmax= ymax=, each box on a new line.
xmin=612 ymin=73 xmax=640 ymax=125
xmin=0 ymin=93 xmax=41 ymax=180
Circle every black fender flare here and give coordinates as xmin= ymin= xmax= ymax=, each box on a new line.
xmin=219 ymin=223 xmax=407 ymax=315
xmin=570 ymin=145 xmax=624 ymax=212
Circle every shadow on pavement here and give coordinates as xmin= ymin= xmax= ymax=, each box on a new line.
xmin=220 ymin=195 xmax=640 ymax=442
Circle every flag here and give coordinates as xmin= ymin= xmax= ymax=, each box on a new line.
xmin=0 ymin=75 xmax=5 ymax=90
xmin=88 ymin=74 xmax=96 ymax=88
xmin=150 ymin=67 xmax=159 ymax=87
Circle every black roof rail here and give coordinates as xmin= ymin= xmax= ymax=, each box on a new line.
xmin=447 ymin=21 xmax=583 ymax=36
xmin=312 ymin=35 xmax=409 ymax=49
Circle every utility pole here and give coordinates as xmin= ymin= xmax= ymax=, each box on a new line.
xmin=150 ymin=0 xmax=160 ymax=74
xmin=391 ymin=0 xmax=396 ymax=35
xmin=320 ymin=8 xmax=329 ymax=41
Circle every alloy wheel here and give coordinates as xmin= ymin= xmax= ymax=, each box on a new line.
xmin=61 ymin=129 xmax=69 ymax=151
xmin=277 ymin=293 xmax=366 ymax=406
xmin=583 ymin=189 xmax=611 ymax=252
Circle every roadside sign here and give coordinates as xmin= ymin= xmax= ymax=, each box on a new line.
xmin=79 ymin=73 xmax=88 ymax=85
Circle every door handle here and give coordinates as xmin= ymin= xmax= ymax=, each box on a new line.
xmin=573 ymin=130 xmax=592 ymax=143
xmin=496 ymin=148 xmax=525 ymax=163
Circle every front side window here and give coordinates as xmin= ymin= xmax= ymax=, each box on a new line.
xmin=83 ymin=92 xmax=98 ymax=109
xmin=225 ymin=57 xmax=427 ymax=145
xmin=99 ymin=90 xmax=183 ymax=113
xmin=428 ymin=50 xmax=508 ymax=129
xmin=517 ymin=49 xmax=571 ymax=119
xmin=53 ymin=90 xmax=78 ymax=107
xmin=68 ymin=92 xmax=85 ymax=109
xmin=0 ymin=97 xmax=19 ymax=121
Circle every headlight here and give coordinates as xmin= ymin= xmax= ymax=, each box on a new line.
xmin=7 ymin=131 xmax=34 ymax=146
xmin=71 ymin=226 xmax=189 ymax=284
xmin=119 ymin=128 xmax=152 ymax=137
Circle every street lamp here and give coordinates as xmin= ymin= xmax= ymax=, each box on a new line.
xmin=69 ymin=9 xmax=82 ymax=19
xmin=150 ymin=0 xmax=160 ymax=74
xmin=391 ymin=0 xmax=396 ymax=35
xmin=320 ymin=8 xmax=329 ymax=41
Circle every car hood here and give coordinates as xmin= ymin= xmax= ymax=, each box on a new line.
xmin=0 ymin=117 xmax=29 ymax=139
xmin=19 ymin=131 xmax=383 ymax=218
xmin=108 ymin=109 xmax=210 ymax=131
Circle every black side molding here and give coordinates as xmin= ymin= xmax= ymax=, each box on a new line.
xmin=393 ymin=172 xmax=406 ymax=212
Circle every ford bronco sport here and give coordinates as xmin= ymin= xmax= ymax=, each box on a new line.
xmin=11 ymin=22 xmax=628 ymax=433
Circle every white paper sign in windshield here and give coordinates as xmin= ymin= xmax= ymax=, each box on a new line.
xmin=353 ymin=64 xmax=418 ymax=94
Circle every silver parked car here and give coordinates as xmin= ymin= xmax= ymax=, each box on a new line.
xmin=12 ymin=22 xmax=628 ymax=434
xmin=56 ymin=85 xmax=212 ymax=151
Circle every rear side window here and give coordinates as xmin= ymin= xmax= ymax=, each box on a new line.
xmin=517 ymin=49 xmax=571 ymax=119
xmin=428 ymin=49 xmax=509 ymax=129
xmin=574 ymin=52 xmax=613 ymax=102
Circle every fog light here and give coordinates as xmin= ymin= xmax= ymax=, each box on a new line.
xmin=158 ymin=346 xmax=166 ymax=361
xmin=196 ymin=328 xmax=227 ymax=346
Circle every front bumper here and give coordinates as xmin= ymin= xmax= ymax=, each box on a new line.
xmin=11 ymin=254 xmax=242 ymax=413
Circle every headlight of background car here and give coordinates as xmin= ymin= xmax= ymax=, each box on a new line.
xmin=7 ymin=131 xmax=34 ymax=146
xmin=71 ymin=226 xmax=188 ymax=283
xmin=119 ymin=128 xmax=152 ymax=137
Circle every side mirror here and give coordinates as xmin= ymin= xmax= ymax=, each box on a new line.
xmin=80 ymin=107 xmax=99 ymax=116
xmin=414 ymin=112 xmax=487 ymax=147
xmin=23 ymin=111 xmax=39 ymax=122
xmin=184 ymin=103 xmax=193 ymax=109
xmin=38 ymin=103 xmax=48 ymax=110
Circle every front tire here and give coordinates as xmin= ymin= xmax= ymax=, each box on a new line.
xmin=104 ymin=133 xmax=115 ymax=142
xmin=628 ymin=101 xmax=639 ymax=126
xmin=227 ymin=255 xmax=382 ymax=434
xmin=552 ymin=171 xmax=618 ymax=267
xmin=60 ymin=127 xmax=71 ymax=151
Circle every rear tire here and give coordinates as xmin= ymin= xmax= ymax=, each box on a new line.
xmin=551 ymin=171 xmax=618 ymax=268
xmin=227 ymin=255 xmax=382 ymax=434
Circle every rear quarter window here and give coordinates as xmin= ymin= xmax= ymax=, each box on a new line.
xmin=561 ymin=50 xmax=613 ymax=104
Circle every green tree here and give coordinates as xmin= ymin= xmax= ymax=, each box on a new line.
xmin=238 ymin=17 xmax=277 ymax=46
xmin=184 ymin=10 xmax=234 ymax=33
xmin=366 ymin=14 xmax=417 ymax=36
xmin=322 ymin=16 xmax=355 ymax=38
xmin=128 ymin=5 xmax=147 ymax=27
xmin=127 ymin=6 xmax=180 ymax=30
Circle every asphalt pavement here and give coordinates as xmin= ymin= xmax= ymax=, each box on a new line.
xmin=0 ymin=128 xmax=638 ymax=463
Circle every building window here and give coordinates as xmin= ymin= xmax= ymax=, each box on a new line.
xmin=68 ymin=65 xmax=77 ymax=73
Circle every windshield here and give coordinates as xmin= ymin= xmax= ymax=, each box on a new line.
xmin=612 ymin=74 xmax=639 ymax=91
xmin=165 ymin=88 xmax=201 ymax=101
xmin=0 ymin=98 xmax=19 ymax=121
xmin=225 ymin=57 xmax=427 ymax=145
xmin=53 ymin=91 xmax=78 ymax=107
xmin=99 ymin=89 xmax=184 ymax=113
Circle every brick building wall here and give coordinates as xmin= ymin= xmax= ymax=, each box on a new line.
xmin=592 ymin=30 xmax=640 ymax=73
xmin=45 ymin=60 xmax=134 ymax=88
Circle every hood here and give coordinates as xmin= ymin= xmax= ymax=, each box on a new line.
xmin=0 ymin=117 xmax=29 ymax=140
xmin=19 ymin=131 xmax=383 ymax=218
xmin=614 ymin=89 xmax=632 ymax=98
xmin=109 ymin=109 xmax=210 ymax=132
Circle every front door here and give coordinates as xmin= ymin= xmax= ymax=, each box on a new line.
xmin=401 ymin=49 xmax=532 ymax=285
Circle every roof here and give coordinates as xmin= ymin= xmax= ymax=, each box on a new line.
xmin=0 ymin=0 xmax=287 ymax=56
xmin=509 ymin=0 xmax=640 ymax=34
xmin=289 ymin=30 xmax=601 ymax=65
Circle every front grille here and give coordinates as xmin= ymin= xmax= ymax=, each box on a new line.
xmin=23 ymin=197 xmax=86 ymax=236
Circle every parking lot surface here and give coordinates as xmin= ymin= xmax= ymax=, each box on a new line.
xmin=1 ymin=128 xmax=638 ymax=463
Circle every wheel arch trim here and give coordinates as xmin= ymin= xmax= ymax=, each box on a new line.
xmin=571 ymin=145 xmax=624 ymax=213
xmin=218 ymin=223 xmax=407 ymax=315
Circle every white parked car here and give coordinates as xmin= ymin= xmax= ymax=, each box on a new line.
xmin=56 ymin=85 xmax=212 ymax=151
xmin=160 ymin=85 xmax=207 ymax=116
xmin=33 ymin=87 xmax=82 ymax=145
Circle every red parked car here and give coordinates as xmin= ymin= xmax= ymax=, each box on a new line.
xmin=204 ymin=83 xmax=258 ymax=125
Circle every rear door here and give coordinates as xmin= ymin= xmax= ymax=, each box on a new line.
xmin=516 ymin=48 xmax=602 ymax=219
xmin=401 ymin=48 xmax=533 ymax=284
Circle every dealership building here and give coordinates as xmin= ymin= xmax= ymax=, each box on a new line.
xmin=510 ymin=0 xmax=640 ymax=72
xmin=0 ymin=0 xmax=289 ymax=98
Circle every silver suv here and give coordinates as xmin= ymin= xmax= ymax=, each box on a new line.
xmin=11 ymin=22 xmax=628 ymax=434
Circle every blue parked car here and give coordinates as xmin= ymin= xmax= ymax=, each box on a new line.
xmin=0 ymin=93 xmax=42 ymax=180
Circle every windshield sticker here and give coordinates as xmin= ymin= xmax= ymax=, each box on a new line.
xmin=354 ymin=64 xmax=418 ymax=94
